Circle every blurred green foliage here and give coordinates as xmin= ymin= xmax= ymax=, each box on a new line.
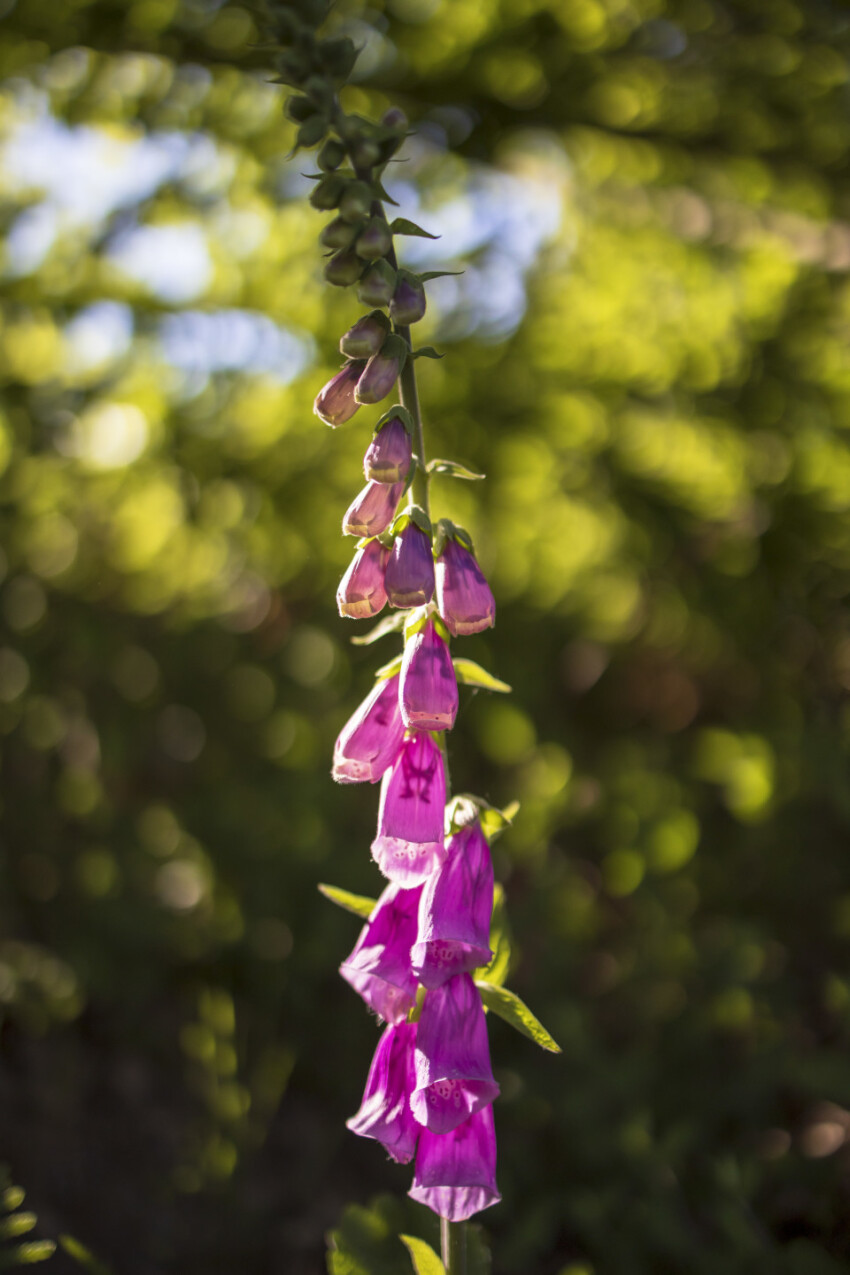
xmin=2 ymin=0 xmax=850 ymax=1272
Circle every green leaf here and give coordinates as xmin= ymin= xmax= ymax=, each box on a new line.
xmin=389 ymin=219 xmax=439 ymax=240
xmin=0 ymin=1216 xmax=35 ymax=1242
xmin=59 ymin=1235 xmax=113 ymax=1275
xmin=479 ymin=800 xmax=519 ymax=841
xmin=411 ymin=347 xmax=444 ymax=361
xmin=475 ymin=883 xmax=512 ymax=988
xmin=453 ymin=660 xmax=511 ymax=694
xmin=0 ymin=1191 xmax=24 ymax=1215
xmin=318 ymin=883 xmax=377 ymax=919
xmin=419 ymin=271 xmax=464 ymax=282
xmin=350 ymin=613 xmax=406 ymax=645
xmin=399 ymin=1236 xmax=446 ymax=1275
xmin=426 ymin=459 xmax=485 ymax=481
xmin=475 ymin=981 xmax=562 ymax=1053
xmin=374 ymin=654 xmax=403 ymax=680
xmin=0 ymin=1240 xmax=56 ymax=1268
xmin=371 ymin=179 xmax=400 ymax=207
xmin=327 ymin=1195 xmax=418 ymax=1275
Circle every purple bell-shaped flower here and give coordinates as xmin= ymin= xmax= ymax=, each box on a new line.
xmin=333 ymin=673 xmax=405 ymax=784
xmin=400 ymin=619 xmax=458 ymax=733
xmin=435 ymin=538 xmax=495 ymax=636
xmin=337 ymin=539 xmax=389 ymax=620
xmin=313 ymin=361 xmax=365 ymax=426
xmin=385 ymin=523 xmax=435 ymax=609
xmin=355 ymin=336 xmax=407 ymax=406
xmin=412 ymin=822 xmax=493 ymax=987
xmin=363 ymin=416 xmax=413 ymax=484
xmin=343 ymin=481 xmax=405 ymax=538
xmin=409 ymin=1104 xmax=501 ymax=1222
xmin=372 ymin=731 xmax=447 ymax=886
xmin=411 ymin=973 xmax=499 ymax=1134
xmin=347 ymin=1021 xmax=420 ymax=1164
xmin=340 ymin=882 xmax=422 ymax=1024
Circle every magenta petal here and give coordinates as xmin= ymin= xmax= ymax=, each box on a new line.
xmin=364 ymin=417 xmax=413 ymax=484
xmin=337 ymin=539 xmax=388 ymax=619
xmin=434 ymin=539 xmax=495 ymax=636
xmin=400 ymin=619 xmax=458 ymax=733
xmin=412 ymin=823 xmax=493 ymax=988
xmin=371 ymin=732 xmax=447 ymax=886
xmin=340 ymin=882 xmax=422 ymax=1023
xmin=385 ymin=524 xmax=435 ymax=609
xmin=347 ymin=1021 xmax=420 ymax=1164
xmin=314 ymin=361 xmax=365 ymax=426
xmin=333 ymin=674 xmax=405 ymax=784
xmin=411 ymin=973 xmax=499 ymax=1134
xmin=409 ymin=1105 xmax=500 ymax=1221
xmin=343 ymin=481 xmax=405 ymax=538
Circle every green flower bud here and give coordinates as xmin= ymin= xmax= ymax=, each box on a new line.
xmin=320 ymin=216 xmax=360 ymax=250
xmin=389 ymin=271 xmax=426 ymax=326
xmin=339 ymin=180 xmax=374 ymax=223
xmin=355 ymin=216 xmax=392 ymax=262
xmin=358 ymin=259 xmax=397 ymax=307
xmin=318 ymin=36 xmax=358 ymax=79
xmin=340 ymin=310 xmax=392 ymax=358
xmin=325 ymin=251 xmax=364 ymax=287
xmin=297 ymin=115 xmax=327 ymax=149
xmin=381 ymin=107 xmax=408 ymax=132
xmin=286 ymin=95 xmax=317 ymax=124
xmin=309 ymin=175 xmax=344 ymax=211
xmin=318 ymin=138 xmax=346 ymax=171
xmin=351 ymin=138 xmax=382 ymax=169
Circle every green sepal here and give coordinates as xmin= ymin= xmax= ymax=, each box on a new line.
xmin=388 ymin=504 xmax=431 ymax=538
xmin=433 ymin=518 xmax=475 ymax=559
xmin=432 ymin=613 xmax=451 ymax=643
xmin=411 ymin=346 xmax=444 ymax=360
xmin=444 ymin=794 xmax=519 ymax=839
xmin=350 ymin=612 xmax=406 ymax=645
xmin=400 ymin=1235 xmax=446 ymax=1275
xmin=481 ymin=799 xmax=520 ymax=840
xmin=426 ymin=458 xmax=485 ymax=481
xmin=453 ymin=658 xmax=511 ymax=694
xmin=370 ymin=177 xmax=400 ymax=207
xmin=419 ymin=270 xmax=464 ymax=281
xmin=475 ymin=882 xmax=512 ymax=988
xmin=389 ymin=218 xmax=440 ymax=240
xmin=318 ymin=883 xmax=377 ymax=919
xmin=403 ymin=606 xmax=431 ymax=642
xmin=475 ymin=980 xmax=562 ymax=1054
xmin=374 ymin=654 xmax=403 ymax=680
xmin=375 ymin=405 xmax=414 ymax=437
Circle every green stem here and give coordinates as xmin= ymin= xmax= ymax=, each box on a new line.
xmin=395 ymin=319 xmax=429 ymax=517
xmin=441 ymin=1217 xmax=466 ymax=1275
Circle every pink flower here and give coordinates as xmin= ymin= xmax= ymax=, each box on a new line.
xmin=371 ymin=731 xmax=447 ymax=886
xmin=337 ymin=539 xmax=388 ymax=619
xmin=400 ymin=619 xmax=458 ymax=733
xmin=411 ymin=973 xmax=499 ymax=1134
xmin=409 ymin=1105 xmax=500 ymax=1221
xmin=435 ymin=538 xmax=495 ymax=636
xmin=332 ymin=674 xmax=405 ymax=784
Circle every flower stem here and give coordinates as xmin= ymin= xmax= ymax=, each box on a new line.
xmin=394 ymin=319 xmax=429 ymax=517
xmin=441 ymin=1217 xmax=466 ymax=1275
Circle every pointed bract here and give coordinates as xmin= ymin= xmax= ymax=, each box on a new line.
xmin=340 ymin=883 xmax=422 ymax=1024
xmin=333 ymin=673 xmax=405 ymax=784
xmin=364 ymin=416 xmax=413 ymax=484
xmin=372 ymin=732 xmax=447 ymax=886
xmin=337 ymin=539 xmax=388 ymax=619
xmin=400 ymin=619 xmax=458 ymax=733
xmin=347 ymin=1021 xmax=419 ymax=1163
xmin=411 ymin=973 xmax=499 ymax=1134
xmin=385 ymin=523 xmax=435 ymax=609
xmin=409 ymin=1105 xmax=501 ymax=1222
xmin=435 ymin=539 xmax=495 ymax=636
xmin=412 ymin=822 xmax=493 ymax=987
xmin=343 ymin=481 xmax=405 ymax=538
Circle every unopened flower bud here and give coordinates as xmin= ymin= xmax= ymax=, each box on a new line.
xmin=324 ymin=250 xmax=364 ymax=287
xmin=337 ymin=538 xmax=388 ymax=619
xmin=340 ymin=180 xmax=373 ymax=223
xmin=385 ymin=522 xmax=435 ymax=609
xmin=355 ymin=216 xmax=392 ymax=262
xmin=435 ymin=538 xmax=495 ymax=635
xmin=400 ymin=619 xmax=458 ymax=732
xmin=358 ymin=259 xmax=396 ymax=307
xmin=318 ymin=35 xmax=358 ymax=79
xmin=355 ymin=336 xmax=406 ymax=405
xmin=343 ymin=481 xmax=405 ymax=538
xmin=286 ymin=95 xmax=317 ymax=124
xmin=314 ymin=360 xmax=364 ymax=426
xmin=364 ymin=415 xmax=413 ymax=483
xmin=320 ymin=216 xmax=359 ymax=251
xmin=318 ymin=137 xmax=346 ymax=171
xmin=351 ymin=137 xmax=382 ymax=169
xmin=381 ymin=106 xmax=408 ymax=131
xmin=340 ymin=310 xmax=391 ymax=359
xmin=309 ymin=174 xmax=344 ymax=211
xmin=389 ymin=273 xmax=427 ymax=326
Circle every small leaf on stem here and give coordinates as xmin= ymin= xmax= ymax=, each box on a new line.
xmin=475 ymin=980 xmax=562 ymax=1053
xmin=400 ymin=1235 xmax=447 ymax=1275
xmin=318 ymin=883 xmax=377 ymax=918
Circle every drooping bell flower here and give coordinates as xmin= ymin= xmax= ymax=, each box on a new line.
xmin=343 ymin=481 xmax=405 ymax=538
xmin=355 ymin=336 xmax=407 ymax=406
xmin=363 ymin=415 xmax=413 ymax=484
xmin=340 ymin=882 xmax=422 ymax=1023
xmin=372 ymin=732 xmax=447 ymax=886
xmin=333 ymin=673 xmax=405 ymax=784
xmin=412 ymin=822 xmax=493 ymax=987
xmin=340 ymin=310 xmax=391 ymax=360
xmin=385 ymin=523 xmax=435 ymax=609
xmin=389 ymin=271 xmax=426 ymax=326
xmin=409 ymin=1104 xmax=501 ymax=1222
xmin=435 ymin=537 xmax=495 ymax=636
xmin=411 ymin=973 xmax=499 ymax=1134
xmin=400 ymin=619 xmax=458 ymax=732
xmin=314 ymin=361 xmax=365 ymax=427
xmin=347 ymin=1021 xmax=419 ymax=1164
xmin=337 ymin=539 xmax=388 ymax=619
